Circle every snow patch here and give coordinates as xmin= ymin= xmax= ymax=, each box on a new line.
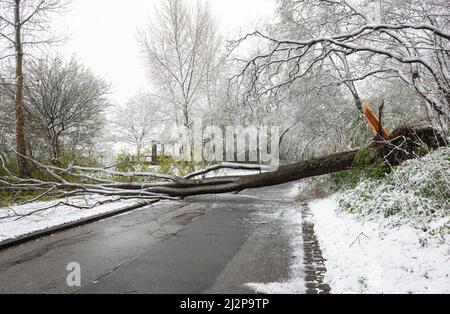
xmin=310 ymin=196 xmax=450 ymax=294
xmin=246 ymin=277 xmax=305 ymax=294
xmin=0 ymin=196 xmax=153 ymax=242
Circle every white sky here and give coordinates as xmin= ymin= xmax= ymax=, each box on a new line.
xmin=53 ymin=0 xmax=276 ymax=105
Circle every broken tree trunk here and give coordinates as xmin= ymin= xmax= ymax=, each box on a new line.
xmin=1 ymin=127 xmax=446 ymax=202
xmin=146 ymin=149 xmax=359 ymax=197
xmin=363 ymin=103 xmax=390 ymax=139
xmin=144 ymin=127 xmax=446 ymax=198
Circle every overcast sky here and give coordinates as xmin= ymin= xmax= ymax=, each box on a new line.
xmin=53 ymin=0 xmax=276 ymax=105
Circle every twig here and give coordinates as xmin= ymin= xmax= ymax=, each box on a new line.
xmin=349 ymin=232 xmax=370 ymax=248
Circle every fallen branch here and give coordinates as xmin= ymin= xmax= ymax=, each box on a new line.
xmin=184 ymin=162 xmax=269 ymax=179
xmin=350 ymin=232 xmax=370 ymax=248
xmin=0 ymin=127 xmax=446 ymax=203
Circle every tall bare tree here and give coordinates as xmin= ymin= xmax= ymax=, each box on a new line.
xmin=0 ymin=0 xmax=68 ymax=176
xmin=114 ymin=92 xmax=166 ymax=158
xmin=233 ymin=0 xmax=450 ymax=132
xmin=138 ymin=0 xmax=220 ymax=159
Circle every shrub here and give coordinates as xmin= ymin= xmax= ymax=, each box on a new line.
xmin=331 ymin=147 xmax=391 ymax=188
xmin=337 ymin=147 xmax=450 ymax=243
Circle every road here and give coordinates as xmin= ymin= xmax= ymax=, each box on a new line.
xmin=0 ymin=183 xmax=301 ymax=294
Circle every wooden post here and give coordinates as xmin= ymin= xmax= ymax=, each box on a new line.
xmin=152 ymin=143 xmax=158 ymax=165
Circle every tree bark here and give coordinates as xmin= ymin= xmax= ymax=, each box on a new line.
xmin=146 ymin=150 xmax=359 ymax=197
xmin=143 ymin=127 xmax=445 ymax=198
xmin=14 ymin=0 xmax=29 ymax=177
xmin=2 ymin=127 xmax=444 ymax=202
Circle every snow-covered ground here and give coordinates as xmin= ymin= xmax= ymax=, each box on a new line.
xmin=0 ymin=196 xmax=142 ymax=243
xmin=244 ymin=180 xmax=449 ymax=294
xmin=310 ymin=195 xmax=450 ymax=294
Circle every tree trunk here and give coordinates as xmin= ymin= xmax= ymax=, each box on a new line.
xmin=146 ymin=149 xmax=359 ymax=197
xmin=14 ymin=0 xmax=29 ymax=178
xmin=143 ymin=127 xmax=445 ymax=198
xmin=2 ymin=127 xmax=444 ymax=203
xmin=50 ymin=134 xmax=61 ymax=164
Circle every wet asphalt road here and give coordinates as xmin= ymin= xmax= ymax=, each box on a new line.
xmin=0 ymin=183 xmax=300 ymax=294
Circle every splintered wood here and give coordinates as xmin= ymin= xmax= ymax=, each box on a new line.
xmin=363 ymin=103 xmax=390 ymax=139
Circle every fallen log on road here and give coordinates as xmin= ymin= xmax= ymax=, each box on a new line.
xmin=145 ymin=127 xmax=446 ymax=197
xmin=1 ymin=127 xmax=446 ymax=203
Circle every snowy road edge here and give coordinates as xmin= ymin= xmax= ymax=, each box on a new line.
xmin=0 ymin=201 xmax=151 ymax=251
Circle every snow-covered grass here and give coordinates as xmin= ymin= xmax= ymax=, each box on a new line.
xmin=338 ymin=147 xmax=450 ymax=244
xmin=0 ymin=196 xmax=140 ymax=243
xmin=310 ymin=149 xmax=450 ymax=294
xmin=310 ymin=196 xmax=450 ymax=294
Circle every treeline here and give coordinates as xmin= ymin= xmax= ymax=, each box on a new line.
xmin=1 ymin=0 xmax=449 ymax=179
xmin=0 ymin=0 xmax=110 ymax=175
xmin=0 ymin=56 xmax=109 ymax=164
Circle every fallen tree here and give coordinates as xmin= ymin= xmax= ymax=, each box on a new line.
xmin=144 ymin=127 xmax=446 ymax=197
xmin=0 ymin=127 xmax=446 ymax=206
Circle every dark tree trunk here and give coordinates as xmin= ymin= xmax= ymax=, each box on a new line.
xmin=14 ymin=0 xmax=30 ymax=178
xmin=146 ymin=150 xmax=359 ymax=197
xmin=142 ymin=127 xmax=445 ymax=198
xmin=51 ymin=135 xmax=61 ymax=164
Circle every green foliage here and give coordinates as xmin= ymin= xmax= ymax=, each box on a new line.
xmin=332 ymin=113 xmax=390 ymax=188
xmin=0 ymin=149 xmax=105 ymax=206
xmin=0 ymin=189 xmax=57 ymax=207
xmin=354 ymin=148 xmax=391 ymax=180
xmin=115 ymin=150 xmax=137 ymax=173
xmin=112 ymin=150 xmax=193 ymax=180
xmin=0 ymin=154 xmax=18 ymax=177
xmin=0 ymin=155 xmax=33 ymax=207
xmin=57 ymin=151 xmax=102 ymax=168
xmin=337 ymin=148 xmax=450 ymax=243
xmin=348 ymin=114 xmax=372 ymax=148
xmin=331 ymin=147 xmax=390 ymax=188
xmin=0 ymin=190 xmax=18 ymax=207
xmin=112 ymin=149 xmax=155 ymax=183
xmin=157 ymin=156 xmax=194 ymax=177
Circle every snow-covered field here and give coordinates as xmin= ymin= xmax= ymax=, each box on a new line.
xmin=0 ymin=196 xmax=140 ymax=243
xmin=310 ymin=195 xmax=450 ymax=294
